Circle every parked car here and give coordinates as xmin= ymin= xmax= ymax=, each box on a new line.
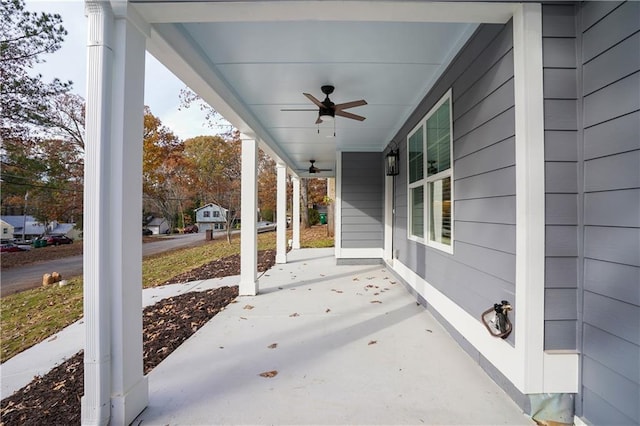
xmin=142 ymin=228 xmax=153 ymax=236
xmin=183 ymin=224 xmax=199 ymax=233
xmin=257 ymin=221 xmax=277 ymax=233
xmin=46 ymin=235 xmax=74 ymax=246
xmin=0 ymin=242 xmax=28 ymax=253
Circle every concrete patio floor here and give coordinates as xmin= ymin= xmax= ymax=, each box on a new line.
xmin=133 ymin=248 xmax=532 ymax=425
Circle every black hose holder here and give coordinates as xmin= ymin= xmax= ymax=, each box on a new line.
xmin=481 ymin=300 xmax=513 ymax=339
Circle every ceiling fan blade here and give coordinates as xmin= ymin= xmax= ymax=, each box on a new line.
xmin=281 ymin=108 xmax=317 ymax=111
xmin=334 ymin=99 xmax=367 ymax=111
xmin=335 ymin=110 xmax=366 ymax=121
xmin=304 ymin=93 xmax=324 ymax=108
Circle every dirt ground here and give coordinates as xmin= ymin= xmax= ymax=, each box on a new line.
xmin=0 ymin=250 xmax=275 ymax=425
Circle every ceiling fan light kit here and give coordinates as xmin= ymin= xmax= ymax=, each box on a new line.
xmin=283 ymin=85 xmax=367 ymax=127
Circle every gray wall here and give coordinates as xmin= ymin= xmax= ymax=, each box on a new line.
xmin=542 ymin=4 xmax=580 ymax=351
xmin=391 ymin=22 xmax=518 ymax=342
xmin=341 ymin=152 xmax=383 ymax=249
xmin=576 ymin=2 xmax=640 ymax=424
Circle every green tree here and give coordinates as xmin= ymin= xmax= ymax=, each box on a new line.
xmin=1 ymin=0 xmax=71 ymax=139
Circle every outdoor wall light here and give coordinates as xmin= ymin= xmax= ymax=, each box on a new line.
xmin=385 ymin=149 xmax=399 ymax=176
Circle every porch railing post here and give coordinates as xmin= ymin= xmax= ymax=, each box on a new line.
xmin=240 ymin=136 xmax=259 ymax=295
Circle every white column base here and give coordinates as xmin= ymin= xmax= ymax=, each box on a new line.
xmin=110 ymin=376 xmax=149 ymax=426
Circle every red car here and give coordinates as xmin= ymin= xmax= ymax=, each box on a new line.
xmin=0 ymin=243 xmax=28 ymax=252
xmin=183 ymin=225 xmax=199 ymax=233
xmin=46 ymin=235 xmax=74 ymax=246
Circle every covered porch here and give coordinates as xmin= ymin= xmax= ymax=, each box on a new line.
xmin=82 ymin=1 xmax=546 ymax=423
xmin=134 ymin=248 xmax=529 ymax=424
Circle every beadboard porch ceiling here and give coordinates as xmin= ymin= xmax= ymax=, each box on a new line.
xmin=130 ymin=1 xmax=516 ymax=177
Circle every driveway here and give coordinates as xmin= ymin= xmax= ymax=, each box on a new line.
xmin=0 ymin=233 xmax=217 ymax=297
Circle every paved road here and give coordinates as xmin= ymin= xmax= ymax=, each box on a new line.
xmin=0 ymin=232 xmax=218 ymax=297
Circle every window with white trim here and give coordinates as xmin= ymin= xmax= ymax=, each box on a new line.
xmin=407 ymin=90 xmax=453 ymax=253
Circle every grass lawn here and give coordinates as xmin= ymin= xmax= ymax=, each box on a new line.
xmin=0 ymin=226 xmax=333 ymax=363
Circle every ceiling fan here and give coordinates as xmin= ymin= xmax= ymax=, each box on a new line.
xmin=282 ymin=85 xmax=367 ymax=124
xmin=305 ymin=160 xmax=332 ymax=174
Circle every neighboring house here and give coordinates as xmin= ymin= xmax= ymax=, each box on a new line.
xmin=0 ymin=219 xmax=14 ymax=241
xmin=0 ymin=216 xmax=78 ymax=240
xmin=194 ymin=203 xmax=228 ymax=232
xmin=82 ymin=2 xmax=639 ymax=425
xmin=146 ymin=217 xmax=170 ymax=235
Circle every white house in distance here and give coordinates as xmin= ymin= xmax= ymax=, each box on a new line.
xmin=145 ymin=217 xmax=169 ymax=235
xmin=1 ymin=219 xmax=14 ymax=241
xmin=194 ymin=203 xmax=228 ymax=232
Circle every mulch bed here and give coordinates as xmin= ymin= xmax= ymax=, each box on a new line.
xmin=0 ymin=249 xmax=275 ymax=425
xmin=159 ymin=249 xmax=276 ymax=285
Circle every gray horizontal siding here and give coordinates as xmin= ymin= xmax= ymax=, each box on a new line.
xmin=581 ymin=0 xmax=639 ymax=63
xmin=583 ymin=32 xmax=640 ymax=96
xmin=584 ymin=258 xmax=640 ymax=306
xmin=582 ymin=356 xmax=640 ymax=425
xmin=544 ymin=131 xmax=578 ymax=161
xmin=454 ymin=196 xmax=515 ymax=225
xmin=578 ymin=3 xmax=640 ymax=423
xmin=583 ymin=111 xmax=640 ymax=160
xmin=543 ymin=4 xmax=580 ymax=351
xmin=390 ymin=22 xmax=518 ymax=343
xmin=340 ymin=152 xmax=383 ymax=250
xmin=584 ymin=189 xmax=640 ymax=227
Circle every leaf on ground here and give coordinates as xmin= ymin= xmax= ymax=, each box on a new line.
xmin=368 ymin=340 xmax=377 ymax=345
xmin=243 ymin=304 xmax=254 ymax=310
xmin=47 ymin=336 xmax=58 ymax=342
xmin=426 ymin=329 xmax=433 ymax=333
xmin=259 ymin=370 xmax=278 ymax=378
xmin=370 ymin=300 xmax=382 ymax=304
xmin=289 ymin=312 xmax=299 ymax=317
xmin=268 ymin=343 xmax=278 ymax=349
xmin=352 ymin=277 xmax=359 ymax=281
xmin=331 ymin=289 xmax=343 ymax=293
xmin=240 ymin=316 xmax=248 ymax=320
xmin=325 ymin=308 xmax=331 ymax=313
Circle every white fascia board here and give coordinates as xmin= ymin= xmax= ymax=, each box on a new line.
xmin=134 ymin=1 xmax=516 ymax=24
xmin=145 ymin=23 xmax=295 ymax=168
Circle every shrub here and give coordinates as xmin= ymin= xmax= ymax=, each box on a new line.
xmin=308 ymin=208 xmax=320 ymax=226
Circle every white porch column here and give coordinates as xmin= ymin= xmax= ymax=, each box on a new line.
xmin=276 ymin=163 xmax=287 ymax=263
xmin=82 ymin=2 xmax=148 ymax=425
xmin=240 ymin=137 xmax=259 ymax=295
xmin=291 ymin=176 xmax=301 ymax=249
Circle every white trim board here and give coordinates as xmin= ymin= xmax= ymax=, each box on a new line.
xmin=391 ymin=258 xmax=578 ymax=394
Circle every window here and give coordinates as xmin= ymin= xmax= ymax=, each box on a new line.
xmin=203 ymin=211 xmax=210 ymax=218
xmin=407 ymin=90 xmax=453 ymax=252
xmin=213 ymin=210 xmax=220 ymax=218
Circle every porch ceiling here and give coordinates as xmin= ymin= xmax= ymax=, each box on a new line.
xmin=131 ymin=1 xmax=515 ymax=177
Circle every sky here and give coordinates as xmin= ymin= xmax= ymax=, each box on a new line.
xmin=26 ymin=0 xmax=212 ymax=140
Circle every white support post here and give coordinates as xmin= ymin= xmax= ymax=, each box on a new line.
xmin=384 ymin=175 xmax=394 ymax=262
xmin=513 ymin=3 xmax=546 ymax=393
xmin=240 ymin=137 xmax=258 ymax=295
xmin=292 ymin=176 xmax=301 ymax=249
xmin=276 ymin=164 xmax=287 ymax=263
xmin=82 ymin=2 xmax=148 ymax=424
